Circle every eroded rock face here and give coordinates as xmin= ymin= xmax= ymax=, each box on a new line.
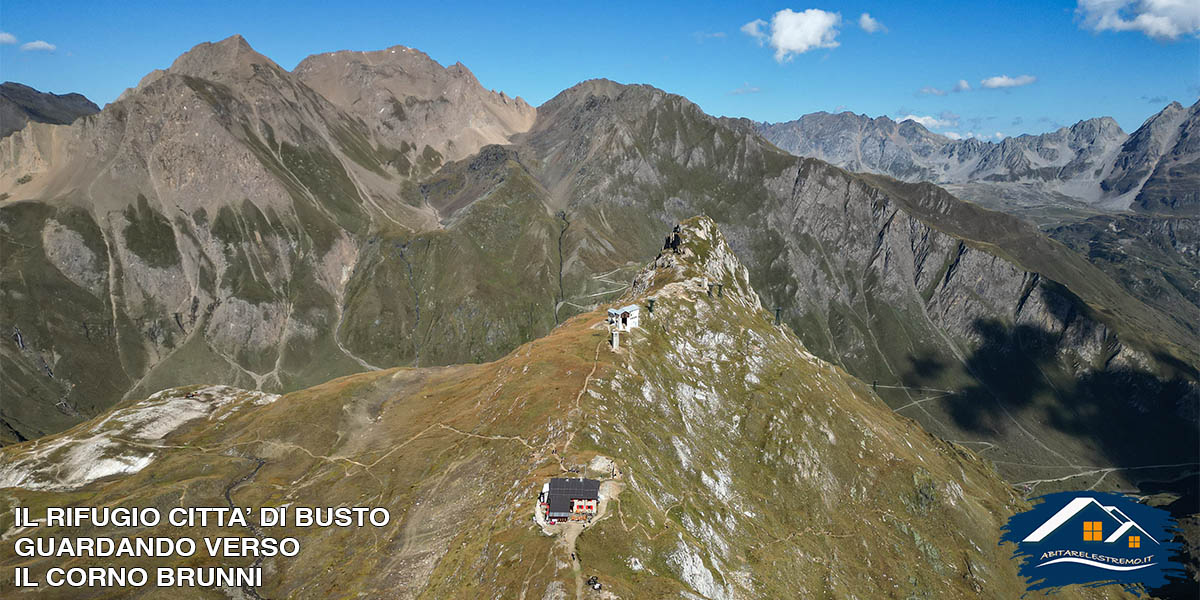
xmin=294 ymin=46 xmax=535 ymax=162
xmin=1103 ymin=102 xmax=1186 ymax=196
xmin=1115 ymin=101 xmax=1200 ymax=215
xmin=41 ymin=218 xmax=105 ymax=297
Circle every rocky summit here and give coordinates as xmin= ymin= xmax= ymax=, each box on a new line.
xmin=0 ymin=217 xmax=1135 ymax=599
xmin=293 ymin=45 xmax=536 ymax=163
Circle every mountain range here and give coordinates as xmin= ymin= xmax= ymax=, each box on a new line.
xmin=755 ymin=100 xmax=1199 ymax=217
xmin=754 ymin=104 xmax=1200 ymax=378
xmin=2 ymin=34 xmax=1194 ymax=483
xmin=0 ymin=35 xmax=1196 ymax=594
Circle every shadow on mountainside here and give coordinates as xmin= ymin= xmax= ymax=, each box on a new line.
xmin=901 ymin=317 xmax=1198 ymax=475
xmin=900 ymin=317 xmax=1199 ymax=597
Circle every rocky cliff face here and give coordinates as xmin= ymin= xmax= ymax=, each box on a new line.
xmin=0 ymin=82 xmax=100 ymax=138
xmin=754 ymin=102 xmax=1200 ymax=394
xmin=756 ymin=100 xmax=1199 ymax=215
xmin=294 ymin=45 xmax=535 ymax=163
xmin=0 ymin=218 xmax=1136 ymax=599
xmin=1047 ymin=213 xmax=1200 ymax=343
xmin=1107 ymin=101 xmax=1200 ymax=215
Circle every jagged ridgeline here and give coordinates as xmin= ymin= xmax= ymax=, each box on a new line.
xmin=754 ymin=100 xmax=1200 ymax=217
xmin=1 ymin=36 xmax=1195 ymax=506
xmin=0 ymin=218 xmax=1136 ymax=599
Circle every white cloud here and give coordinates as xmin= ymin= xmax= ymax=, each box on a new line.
xmin=943 ymin=131 xmax=964 ymax=140
xmin=743 ymin=9 xmax=842 ymax=62
xmin=771 ymin=9 xmax=842 ymax=59
xmin=0 ymin=32 xmax=16 ymax=45
xmin=859 ymin=13 xmax=887 ymax=33
xmin=20 ymin=40 xmax=56 ymax=52
xmin=1077 ymin=0 xmax=1200 ymax=40
xmin=899 ymin=114 xmax=957 ymax=129
xmin=859 ymin=12 xmax=888 ymax=33
xmin=919 ymin=78 xmax=971 ymax=96
xmin=730 ymin=82 xmax=762 ymax=95
xmin=980 ymin=74 xmax=1037 ymax=88
xmin=741 ymin=19 xmax=768 ymax=43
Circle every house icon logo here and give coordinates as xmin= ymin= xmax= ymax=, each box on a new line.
xmin=1000 ymin=491 xmax=1183 ymax=593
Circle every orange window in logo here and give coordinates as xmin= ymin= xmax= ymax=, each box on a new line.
xmin=1129 ymin=536 xmax=1140 ymax=548
xmin=1083 ymin=521 xmax=1103 ymax=541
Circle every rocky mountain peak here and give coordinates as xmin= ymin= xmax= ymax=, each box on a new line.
xmin=446 ymin=61 xmax=476 ymax=80
xmin=0 ymin=82 xmax=95 ymax=107
xmin=534 ymin=79 xmax=705 ymax=143
xmin=294 ymin=45 xmax=442 ymax=83
xmin=293 ymin=44 xmax=534 ymax=162
xmin=1065 ymin=115 xmax=1125 ymax=140
xmin=1157 ymin=100 xmax=1186 ymax=119
xmin=547 ymin=78 xmax=673 ymax=111
xmin=168 ymin=34 xmax=280 ymax=81
xmin=1100 ymin=99 xmax=1196 ymax=205
xmin=873 ymin=112 xmax=896 ymax=124
xmin=896 ymin=118 xmax=935 ymax=137
xmin=631 ymin=216 xmax=762 ymax=310
xmin=560 ymin=77 xmax=629 ymax=97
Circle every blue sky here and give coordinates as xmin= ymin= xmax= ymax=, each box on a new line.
xmin=1 ymin=1 xmax=1196 ymax=139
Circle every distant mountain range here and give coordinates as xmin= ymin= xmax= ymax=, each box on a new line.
xmin=755 ymin=100 xmax=1199 ymax=216
xmin=0 ymin=81 xmax=99 ymax=138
